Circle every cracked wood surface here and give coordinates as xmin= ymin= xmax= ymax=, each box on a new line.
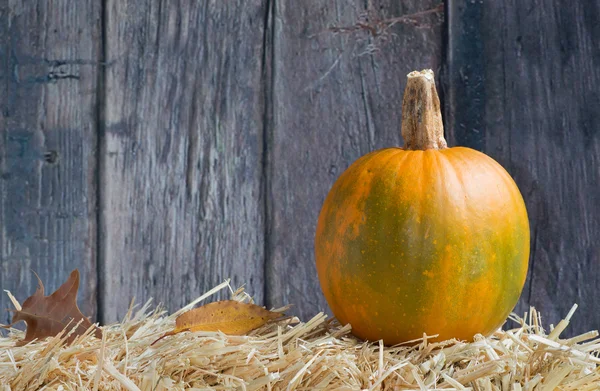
xmin=0 ymin=1 xmax=100 ymax=322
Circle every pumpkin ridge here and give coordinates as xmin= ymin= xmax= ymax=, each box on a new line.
xmin=316 ymin=149 xmax=402 ymax=328
xmin=443 ymin=149 xmax=527 ymax=337
xmin=480 ymin=153 xmax=530 ymax=298
xmin=424 ymin=151 xmax=464 ymax=337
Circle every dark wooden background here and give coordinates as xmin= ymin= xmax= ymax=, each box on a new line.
xmin=1 ymin=1 xmax=598 ymax=335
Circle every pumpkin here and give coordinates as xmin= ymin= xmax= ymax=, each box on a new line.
xmin=315 ymin=69 xmax=529 ymax=345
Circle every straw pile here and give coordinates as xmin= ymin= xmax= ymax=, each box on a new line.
xmin=1 ymin=280 xmax=599 ymax=390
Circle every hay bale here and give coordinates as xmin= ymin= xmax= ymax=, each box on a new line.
xmin=1 ymin=280 xmax=599 ymax=390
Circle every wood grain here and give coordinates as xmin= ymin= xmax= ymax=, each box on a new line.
xmin=266 ymin=0 xmax=444 ymax=319
xmin=446 ymin=0 xmax=600 ymax=334
xmin=100 ymin=0 xmax=268 ymax=322
xmin=0 ymin=1 xmax=100 ymax=323
xmin=1 ymin=0 xmax=598 ymax=334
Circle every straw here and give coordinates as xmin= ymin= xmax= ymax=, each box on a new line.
xmin=1 ymin=281 xmax=598 ymax=390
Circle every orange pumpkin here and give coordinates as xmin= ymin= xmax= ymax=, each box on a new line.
xmin=315 ymin=69 xmax=529 ymax=345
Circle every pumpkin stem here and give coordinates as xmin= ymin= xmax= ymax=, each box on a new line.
xmin=401 ymin=69 xmax=447 ymax=150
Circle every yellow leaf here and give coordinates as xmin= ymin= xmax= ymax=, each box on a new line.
xmin=153 ymin=300 xmax=282 ymax=344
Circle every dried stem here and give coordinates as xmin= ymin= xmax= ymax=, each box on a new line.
xmin=401 ymin=69 xmax=447 ymax=150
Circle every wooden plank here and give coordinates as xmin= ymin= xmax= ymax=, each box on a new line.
xmin=0 ymin=1 xmax=100 ymax=323
xmin=267 ymin=0 xmax=444 ymax=319
xmin=100 ymin=1 xmax=268 ymax=322
xmin=446 ymin=0 xmax=600 ymax=334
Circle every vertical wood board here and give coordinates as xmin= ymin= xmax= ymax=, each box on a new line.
xmin=0 ymin=0 xmax=100 ymax=322
xmin=100 ymin=0 xmax=268 ymax=322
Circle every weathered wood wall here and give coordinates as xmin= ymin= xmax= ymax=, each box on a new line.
xmin=1 ymin=0 xmax=599 ymax=333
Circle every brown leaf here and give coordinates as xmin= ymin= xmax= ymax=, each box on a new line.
xmin=153 ymin=300 xmax=282 ymax=344
xmin=9 ymin=269 xmax=102 ymax=345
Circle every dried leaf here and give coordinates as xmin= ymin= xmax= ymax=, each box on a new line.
xmin=154 ymin=300 xmax=282 ymax=344
xmin=8 ymin=269 xmax=102 ymax=345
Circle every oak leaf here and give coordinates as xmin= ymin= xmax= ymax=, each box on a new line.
xmin=154 ymin=300 xmax=282 ymax=344
xmin=9 ymin=269 xmax=102 ymax=345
